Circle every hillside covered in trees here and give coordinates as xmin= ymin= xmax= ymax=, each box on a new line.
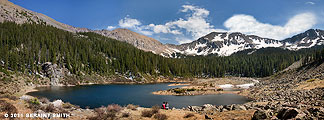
xmin=0 ymin=22 xmax=322 ymax=81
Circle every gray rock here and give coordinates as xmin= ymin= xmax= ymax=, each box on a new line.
xmin=277 ymin=108 xmax=298 ymax=119
xmin=252 ymin=110 xmax=268 ymax=120
xmin=42 ymin=62 xmax=68 ymax=86
xmin=204 ymin=114 xmax=212 ymax=120
xmin=188 ymin=106 xmax=203 ymax=112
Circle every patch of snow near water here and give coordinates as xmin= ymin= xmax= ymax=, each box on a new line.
xmin=218 ymin=84 xmax=234 ymax=88
xmin=218 ymin=80 xmax=259 ymax=89
xmin=236 ymin=83 xmax=255 ymax=89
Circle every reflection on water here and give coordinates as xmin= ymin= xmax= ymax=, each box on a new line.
xmin=28 ymin=83 xmax=251 ymax=108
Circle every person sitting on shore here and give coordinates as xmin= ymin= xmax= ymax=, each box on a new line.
xmin=166 ymin=102 xmax=169 ymax=110
xmin=162 ymin=102 xmax=166 ymax=109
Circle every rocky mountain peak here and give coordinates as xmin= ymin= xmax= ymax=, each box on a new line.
xmin=168 ymin=31 xmax=282 ymax=56
xmin=283 ymin=29 xmax=324 ymax=50
xmin=1 ymin=0 xmax=324 ymax=57
xmin=0 ymin=0 xmax=89 ymax=33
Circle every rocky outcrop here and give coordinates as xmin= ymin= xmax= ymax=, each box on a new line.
xmin=94 ymin=29 xmax=176 ymax=56
xmin=42 ymin=62 xmax=69 ymax=86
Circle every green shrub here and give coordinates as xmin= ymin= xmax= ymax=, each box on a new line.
xmin=187 ymin=88 xmax=196 ymax=91
xmin=173 ymin=88 xmax=186 ymax=93
xmin=216 ymin=88 xmax=223 ymax=91
xmin=28 ymin=98 xmax=41 ymax=111
xmin=29 ymin=98 xmax=40 ymax=105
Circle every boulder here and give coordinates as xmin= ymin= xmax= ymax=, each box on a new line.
xmin=204 ymin=114 xmax=212 ymax=120
xmin=19 ymin=95 xmax=33 ymax=101
xmin=52 ymin=100 xmax=63 ymax=107
xmin=202 ymin=104 xmax=215 ymax=111
xmin=252 ymin=110 xmax=268 ymax=120
xmin=188 ymin=106 xmax=203 ymax=112
xmin=277 ymin=108 xmax=298 ymax=119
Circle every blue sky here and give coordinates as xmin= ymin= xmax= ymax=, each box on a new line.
xmin=10 ymin=0 xmax=324 ymax=44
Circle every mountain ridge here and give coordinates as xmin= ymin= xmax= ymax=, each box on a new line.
xmin=93 ymin=28 xmax=175 ymax=56
xmin=1 ymin=0 xmax=324 ymax=57
xmin=0 ymin=0 xmax=90 ymax=33
xmin=167 ymin=29 xmax=324 ymax=56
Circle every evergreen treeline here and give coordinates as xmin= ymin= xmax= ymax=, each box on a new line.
xmin=0 ymin=22 xmax=320 ymax=78
xmin=302 ymin=48 xmax=324 ymax=65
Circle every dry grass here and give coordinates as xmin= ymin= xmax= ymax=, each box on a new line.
xmin=151 ymin=105 xmax=160 ymax=114
xmin=88 ymin=104 xmax=122 ymax=120
xmin=0 ymin=94 xmax=18 ymax=101
xmin=126 ymin=104 xmax=138 ymax=110
xmin=62 ymin=102 xmax=73 ymax=109
xmin=141 ymin=110 xmax=155 ymax=117
xmin=296 ymin=79 xmax=324 ymax=90
xmin=184 ymin=113 xmax=195 ymax=118
xmin=141 ymin=105 xmax=161 ymax=118
xmin=0 ymin=100 xmax=18 ymax=120
xmin=122 ymin=112 xmax=130 ymax=118
xmin=44 ymin=104 xmax=56 ymax=112
xmin=27 ymin=98 xmax=41 ymax=111
xmin=39 ymin=97 xmax=50 ymax=104
xmin=154 ymin=113 xmax=168 ymax=120
xmin=209 ymin=110 xmax=255 ymax=120
xmin=107 ymin=104 xmax=122 ymax=112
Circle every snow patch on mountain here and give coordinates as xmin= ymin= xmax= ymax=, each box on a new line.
xmin=167 ymin=29 xmax=324 ymax=57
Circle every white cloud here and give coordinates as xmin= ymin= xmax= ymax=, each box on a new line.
xmin=148 ymin=24 xmax=182 ymax=35
xmin=115 ymin=5 xmax=221 ymax=44
xmin=115 ymin=5 xmax=317 ymax=44
xmin=306 ymin=1 xmax=315 ymax=5
xmin=117 ymin=16 xmax=153 ymax=36
xmin=119 ymin=17 xmax=142 ymax=28
xmin=107 ymin=26 xmax=116 ymax=30
xmin=138 ymin=30 xmax=153 ymax=36
xmin=146 ymin=5 xmax=224 ymax=43
xmin=224 ymin=12 xmax=317 ymax=40
xmin=176 ymin=37 xmax=194 ymax=44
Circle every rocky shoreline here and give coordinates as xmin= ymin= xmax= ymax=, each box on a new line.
xmin=1 ymin=62 xmax=324 ymax=119
xmin=152 ymin=77 xmax=257 ymax=96
xmin=153 ymin=63 xmax=324 ymax=119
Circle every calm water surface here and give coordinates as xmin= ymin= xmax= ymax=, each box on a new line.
xmin=28 ymin=83 xmax=250 ymax=108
